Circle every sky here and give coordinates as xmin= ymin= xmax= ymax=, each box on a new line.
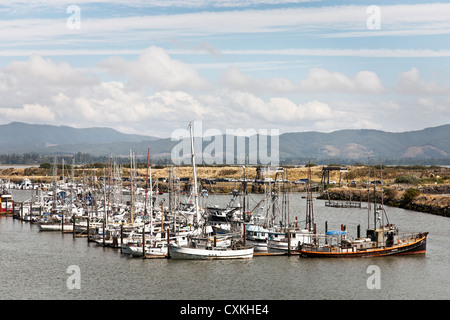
xmin=0 ymin=0 xmax=449 ymax=138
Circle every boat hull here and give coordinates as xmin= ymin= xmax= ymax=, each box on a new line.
xmin=38 ymin=223 xmax=73 ymax=232
xmin=299 ymin=233 xmax=428 ymax=258
xmin=246 ymin=239 xmax=268 ymax=252
xmin=267 ymin=240 xmax=298 ymax=253
xmin=168 ymin=244 xmax=253 ymax=260
xmin=122 ymin=244 xmax=168 ymax=257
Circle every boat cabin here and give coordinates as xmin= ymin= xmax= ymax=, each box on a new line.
xmin=366 ymin=225 xmax=399 ymax=247
xmin=246 ymin=225 xmax=269 ymax=241
xmin=0 ymin=194 xmax=13 ymax=215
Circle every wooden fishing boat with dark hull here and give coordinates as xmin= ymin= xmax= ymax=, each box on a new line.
xmin=298 ymin=230 xmax=428 ymax=258
xmin=299 ymin=164 xmax=429 ymax=258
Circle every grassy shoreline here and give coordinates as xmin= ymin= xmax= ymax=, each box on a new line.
xmin=1 ymin=165 xmax=448 ymax=216
xmin=318 ymin=185 xmax=450 ymax=217
xmin=1 ymin=164 xmax=449 ymax=183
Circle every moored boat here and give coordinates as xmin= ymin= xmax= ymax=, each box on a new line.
xmin=0 ymin=194 xmax=14 ymax=215
xmin=38 ymin=222 xmax=73 ymax=232
xmin=267 ymin=228 xmax=313 ymax=253
xmin=168 ymin=242 xmax=253 ymax=260
xmin=299 ymin=165 xmax=429 ymax=258
xmin=246 ymin=224 xmax=270 ymax=252
xmin=298 ymin=228 xmax=428 ymax=258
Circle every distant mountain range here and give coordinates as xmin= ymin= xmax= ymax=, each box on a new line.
xmin=279 ymin=125 xmax=450 ymax=161
xmin=0 ymin=122 xmax=449 ymax=163
xmin=0 ymin=122 xmax=159 ymax=154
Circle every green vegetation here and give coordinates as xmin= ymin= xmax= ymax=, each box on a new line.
xmin=383 ymin=187 xmax=398 ymax=199
xmin=305 ymin=163 xmax=317 ymax=167
xmin=402 ymin=188 xmax=421 ymax=204
xmin=394 ymin=174 xmax=420 ymax=184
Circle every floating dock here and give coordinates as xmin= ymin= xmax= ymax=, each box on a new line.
xmin=325 ymin=201 xmax=365 ymax=208
xmin=254 ymin=251 xmax=299 ymax=256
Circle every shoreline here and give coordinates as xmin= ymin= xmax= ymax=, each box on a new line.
xmin=1 ymin=165 xmax=449 ymax=217
xmin=318 ymin=185 xmax=450 ymax=217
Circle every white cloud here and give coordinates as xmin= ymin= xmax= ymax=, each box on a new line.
xmin=99 ymin=46 xmax=210 ymax=91
xmin=221 ymin=66 xmax=384 ymax=95
xmin=0 ymin=55 xmax=97 ymax=110
xmin=299 ymin=68 xmax=384 ymax=93
xmin=0 ymin=52 xmax=215 ymax=133
xmin=4 ymin=48 xmax=450 ymax=59
xmin=223 ymin=90 xmax=336 ymax=123
xmin=2 ymin=3 xmax=450 ymax=50
xmin=2 ymin=54 xmax=96 ymax=87
xmin=0 ymin=104 xmax=55 ymax=122
xmin=0 ymin=0 xmax=317 ymax=9
xmin=217 ymin=48 xmax=450 ymax=58
xmin=0 ymin=47 xmax=448 ymax=137
xmin=396 ymin=67 xmax=450 ymax=95
xmin=221 ymin=66 xmax=297 ymax=94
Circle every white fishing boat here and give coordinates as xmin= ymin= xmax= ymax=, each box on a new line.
xmin=245 ymin=224 xmax=270 ymax=252
xmin=168 ymin=242 xmax=253 ymax=260
xmin=267 ymin=229 xmax=313 ymax=253
xmin=122 ymin=231 xmax=190 ymax=257
xmin=38 ymin=222 xmax=73 ymax=232
xmin=267 ymin=162 xmax=315 ymax=253
xmin=124 ymin=242 xmax=168 ymax=257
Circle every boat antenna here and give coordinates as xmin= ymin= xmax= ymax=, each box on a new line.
xmin=379 ymin=159 xmax=390 ymax=227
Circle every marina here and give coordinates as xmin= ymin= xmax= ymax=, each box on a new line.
xmin=1 ymin=189 xmax=449 ymax=300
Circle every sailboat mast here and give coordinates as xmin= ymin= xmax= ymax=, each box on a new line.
xmin=52 ymin=156 xmax=57 ymax=214
xmin=149 ymin=152 xmax=153 ymax=243
xmin=107 ymin=155 xmax=112 ymax=225
xmin=144 ymin=148 xmax=149 ymax=216
xmin=305 ymin=162 xmax=314 ymax=231
xmin=71 ymin=158 xmax=74 ymax=216
xmin=129 ymin=149 xmax=134 ymax=225
xmin=367 ymin=157 xmax=371 ymax=230
xmin=380 ymin=161 xmax=384 ymax=231
xmin=189 ymin=122 xmax=200 ymax=226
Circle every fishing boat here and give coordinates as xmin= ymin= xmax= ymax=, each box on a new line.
xmin=299 ymin=166 xmax=429 ymax=258
xmin=168 ymin=240 xmax=253 ymax=260
xmin=266 ymin=163 xmax=316 ymax=253
xmin=38 ymin=222 xmax=74 ymax=232
xmin=245 ymin=224 xmax=270 ymax=252
xmin=298 ymin=228 xmax=428 ymax=258
xmin=267 ymin=228 xmax=313 ymax=253
xmin=206 ymin=194 xmax=244 ymax=235
xmin=121 ymin=228 xmax=190 ymax=257
xmin=37 ymin=212 xmax=74 ymax=232
xmin=0 ymin=194 xmax=13 ymax=215
xmin=125 ymin=242 xmax=168 ymax=257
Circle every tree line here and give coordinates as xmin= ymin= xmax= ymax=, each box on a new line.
xmin=0 ymin=152 xmax=171 ymax=166
xmin=0 ymin=152 xmax=448 ymax=167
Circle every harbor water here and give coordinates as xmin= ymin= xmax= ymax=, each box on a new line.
xmin=1 ymin=189 xmax=449 ymax=300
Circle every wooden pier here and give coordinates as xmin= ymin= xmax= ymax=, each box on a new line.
xmin=144 ymin=254 xmax=168 ymax=259
xmin=254 ymin=251 xmax=299 ymax=256
xmin=325 ymin=201 xmax=365 ymax=209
